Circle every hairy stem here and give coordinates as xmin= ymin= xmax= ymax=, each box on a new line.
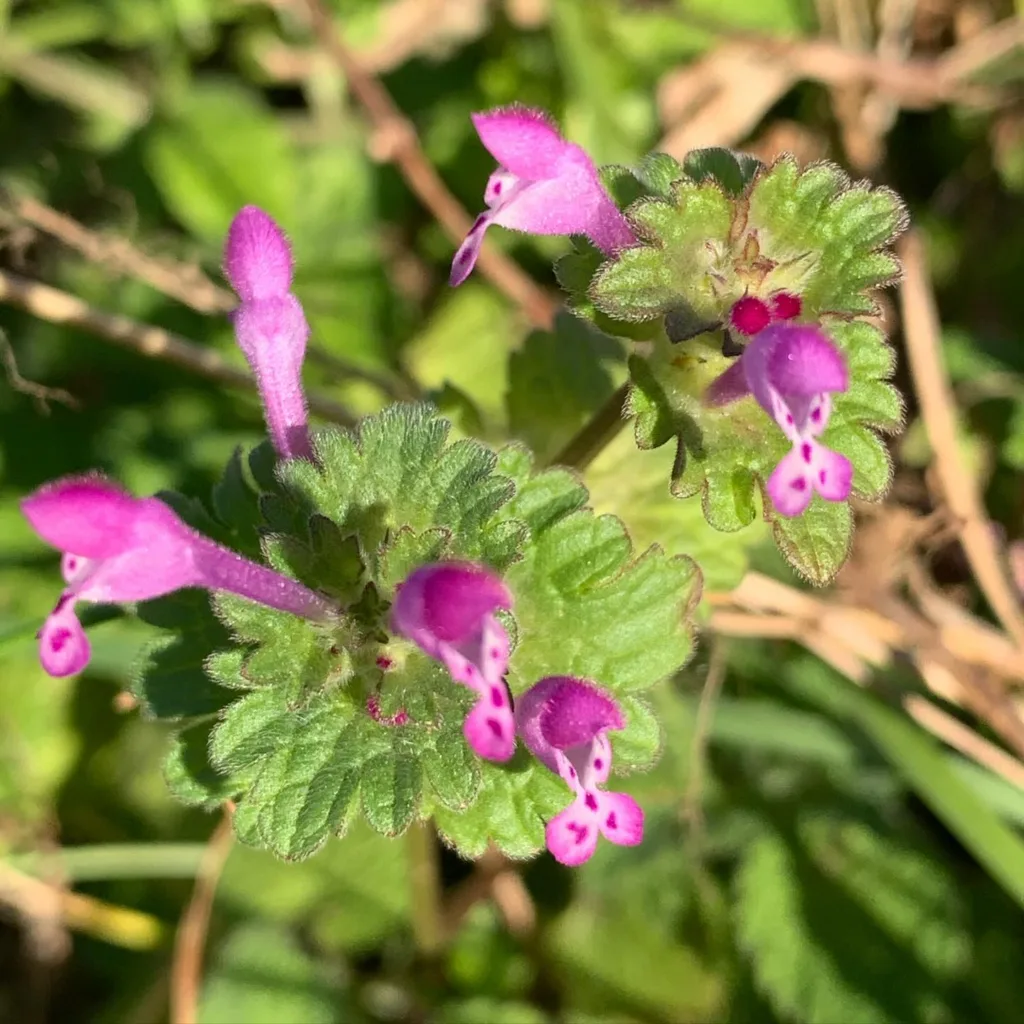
xmin=406 ymin=819 xmax=444 ymax=957
xmin=549 ymin=382 xmax=630 ymax=470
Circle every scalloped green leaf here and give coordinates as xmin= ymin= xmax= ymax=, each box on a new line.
xmin=591 ymin=180 xmax=734 ymax=323
xmin=165 ymin=719 xmax=250 ymax=809
xmin=746 ymin=158 xmax=908 ymax=316
xmin=682 ymin=147 xmax=764 ymax=196
xmin=137 ymin=407 xmax=700 ymax=860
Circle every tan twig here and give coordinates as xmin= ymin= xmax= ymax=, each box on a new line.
xmin=898 ymin=231 xmax=1024 ymax=649
xmin=0 ymin=330 xmax=78 ymax=412
xmin=711 ymin=568 xmax=1024 ymax=765
xmin=905 ymin=694 xmax=1024 ymax=791
xmin=7 ymin=195 xmax=415 ymax=401
xmin=9 ymin=194 xmax=235 ymax=314
xmin=292 ymin=0 xmax=558 ymax=330
xmin=442 ymin=847 xmax=536 ymax=940
xmin=0 ymin=861 xmax=162 ymax=952
xmin=169 ymin=807 xmax=234 ymax=1024
xmin=657 ymin=23 xmax=1008 ymax=156
xmin=0 ymin=269 xmax=355 ymax=426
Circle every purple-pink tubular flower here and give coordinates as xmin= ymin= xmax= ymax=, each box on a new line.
xmin=22 ymin=476 xmax=333 ymax=678
xmin=450 ymin=106 xmax=636 ymax=286
xmin=390 ymin=562 xmax=515 ymax=761
xmin=705 ymin=322 xmax=853 ymax=517
xmin=223 ymin=206 xmax=312 ymax=462
xmin=515 ymin=677 xmax=643 ymax=866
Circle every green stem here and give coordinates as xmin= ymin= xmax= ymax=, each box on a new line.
xmin=549 ymin=381 xmax=630 ymax=470
xmin=406 ymin=819 xmax=444 ymax=957
xmin=9 ymin=843 xmax=208 ymax=881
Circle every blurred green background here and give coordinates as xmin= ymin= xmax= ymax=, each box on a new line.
xmin=2 ymin=0 xmax=1024 ymax=1021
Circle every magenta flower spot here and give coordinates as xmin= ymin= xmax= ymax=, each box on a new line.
xmin=22 ymin=475 xmax=334 ymax=678
xmin=729 ymin=296 xmax=771 ymax=336
xmin=515 ymin=676 xmax=643 ymax=866
xmin=769 ymin=291 xmax=802 ymax=321
xmin=223 ymin=206 xmax=312 ymax=462
xmin=704 ymin=323 xmax=853 ymax=517
xmin=450 ymin=105 xmax=636 ymax=286
xmin=391 ymin=562 xmax=515 ymax=761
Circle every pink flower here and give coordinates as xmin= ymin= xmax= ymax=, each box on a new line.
xmin=390 ymin=562 xmax=515 ymax=761
xmin=22 ymin=475 xmax=333 ymax=677
xmin=515 ymin=676 xmax=643 ymax=866
xmin=705 ymin=322 xmax=853 ymax=517
xmin=223 ymin=207 xmax=312 ymax=462
xmin=451 ymin=106 xmax=636 ymax=286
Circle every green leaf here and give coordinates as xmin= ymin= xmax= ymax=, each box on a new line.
xmin=591 ymin=180 xmax=734 ymax=323
xmin=404 ymin=285 xmax=517 ymax=423
xmin=198 ymin=923 xmax=348 ymax=1024
xmin=746 ymin=157 xmax=908 ymax=316
xmin=145 ymin=78 xmax=295 ymax=243
xmin=735 ymin=819 xmax=967 ymax=1024
xmin=506 ymin=312 xmax=624 ymax=463
xmin=546 ymin=903 xmax=722 ymax=1021
xmin=131 ymin=590 xmax=234 ymax=723
xmin=788 ymin=659 xmax=1024 ymax=910
xmin=143 ymin=407 xmax=699 ymax=860
xmin=164 ymin=719 xmax=250 ymax=809
xmin=682 ymin=147 xmax=764 ymax=196
xmin=771 ymin=495 xmax=853 ymax=585
xmin=555 ymin=240 xmax=661 ymax=341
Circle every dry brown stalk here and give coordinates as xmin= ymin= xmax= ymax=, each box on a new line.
xmin=898 ymin=231 xmax=1024 ymax=649
xmin=0 ymin=269 xmax=356 ymax=425
xmin=10 ymin=194 xmax=235 ymax=315
xmin=657 ymin=19 xmax=1011 ymax=157
xmin=169 ymin=807 xmax=235 ymax=1024
xmin=7 ymin=195 xmax=414 ymax=400
xmin=442 ymin=847 xmax=536 ymax=940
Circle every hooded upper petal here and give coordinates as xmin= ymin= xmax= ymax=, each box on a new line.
xmin=538 ymin=678 xmax=624 ymax=750
xmin=223 ymin=205 xmax=294 ymax=303
xmin=399 ymin=563 xmax=512 ymax=645
xmin=22 ymin=477 xmax=171 ymax=559
xmin=763 ymin=323 xmax=848 ymax=397
xmin=392 ymin=562 xmax=515 ymax=761
xmin=515 ymin=676 xmax=625 ymax=769
xmin=471 ymin=106 xmax=576 ymax=180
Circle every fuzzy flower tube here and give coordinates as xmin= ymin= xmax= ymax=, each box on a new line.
xmin=22 ymin=476 xmax=334 ymax=677
xmin=224 ymin=206 xmax=313 ymax=461
xmin=450 ymin=106 xmax=636 ymax=286
xmin=705 ymin=322 xmax=853 ymax=517
xmin=391 ymin=562 xmax=515 ymax=761
xmin=516 ymin=676 xmax=643 ymax=866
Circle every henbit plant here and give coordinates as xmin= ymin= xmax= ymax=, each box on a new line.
xmin=19 ymin=105 xmax=907 ymax=870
